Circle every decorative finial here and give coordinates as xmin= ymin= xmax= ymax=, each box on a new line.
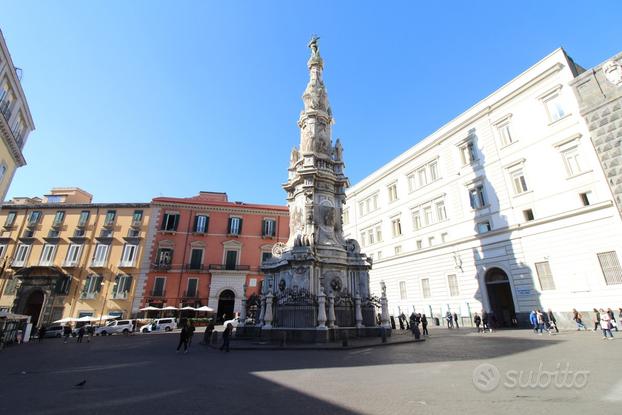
xmin=308 ymin=34 xmax=320 ymax=57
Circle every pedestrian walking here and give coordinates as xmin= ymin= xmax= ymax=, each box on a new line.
xmin=77 ymin=326 xmax=85 ymax=343
xmin=202 ymin=319 xmax=215 ymax=345
xmin=220 ymin=323 xmax=233 ymax=352
xmin=398 ymin=313 xmax=405 ymax=330
xmin=482 ymin=310 xmax=492 ymax=333
xmin=63 ymin=325 xmax=71 ymax=344
xmin=529 ymin=310 xmax=537 ymax=333
xmin=473 ymin=313 xmax=482 ymax=333
xmin=592 ymin=308 xmax=601 ymax=332
xmin=186 ymin=321 xmax=196 ymax=348
xmin=547 ymin=308 xmax=559 ymax=333
xmin=86 ymin=325 xmax=94 ymax=342
xmin=607 ymin=308 xmax=618 ymax=332
xmin=572 ymin=308 xmax=586 ymax=330
xmin=536 ymin=310 xmax=545 ymax=335
xmin=37 ymin=325 xmax=46 ymax=343
xmin=452 ymin=312 xmax=459 ymax=329
xmin=176 ymin=325 xmax=189 ymax=353
xmin=600 ymin=308 xmax=614 ymax=340
xmin=421 ymin=313 xmax=429 ymax=336
xmin=445 ymin=311 xmax=453 ymax=329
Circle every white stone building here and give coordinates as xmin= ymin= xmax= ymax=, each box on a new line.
xmin=342 ymin=48 xmax=622 ymax=327
xmin=0 ymin=29 xmax=35 ymax=203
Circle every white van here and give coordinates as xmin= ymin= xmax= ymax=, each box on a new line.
xmin=95 ymin=319 xmax=134 ymax=336
xmin=140 ymin=318 xmax=177 ymax=333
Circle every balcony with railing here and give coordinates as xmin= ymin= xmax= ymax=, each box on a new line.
xmin=80 ymin=291 xmax=98 ymax=300
xmin=184 ymin=264 xmax=208 ymax=272
xmin=119 ymin=260 xmax=135 ymax=268
xmin=208 ymin=264 xmax=251 ymax=271
xmin=91 ymin=259 xmax=107 ymax=268
xmin=63 ymin=259 xmax=80 ymax=268
xmin=111 ymin=290 xmax=129 ymax=300
xmin=151 ymin=261 xmax=172 ymax=271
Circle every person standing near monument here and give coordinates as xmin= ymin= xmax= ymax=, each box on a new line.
xmin=473 ymin=313 xmax=482 ymax=333
xmin=220 ymin=323 xmax=233 ymax=352
xmin=421 ymin=313 xmax=429 ymax=336
xmin=452 ymin=312 xmax=459 ymax=329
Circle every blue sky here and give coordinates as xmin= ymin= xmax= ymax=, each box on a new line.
xmin=2 ymin=1 xmax=621 ymax=205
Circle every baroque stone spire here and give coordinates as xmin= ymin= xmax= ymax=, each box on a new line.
xmin=283 ymin=36 xmax=349 ymax=250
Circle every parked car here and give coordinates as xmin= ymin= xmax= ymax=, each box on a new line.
xmin=223 ymin=317 xmax=253 ymax=329
xmin=95 ymin=320 xmax=134 ymax=336
xmin=139 ymin=318 xmax=177 ymax=333
xmin=42 ymin=325 xmax=64 ymax=338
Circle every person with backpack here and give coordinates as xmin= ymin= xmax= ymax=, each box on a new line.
xmin=572 ymin=308 xmax=586 ymax=331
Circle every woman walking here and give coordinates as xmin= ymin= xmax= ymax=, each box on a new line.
xmin=572 ymin=308 xmax=586 ymax=331
xmin=600 ymin=308 xmax=614 ymax=340
xmin=593 ymin=308 xmax=601 ymax=332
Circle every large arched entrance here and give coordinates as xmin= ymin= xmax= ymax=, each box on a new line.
xmin=217 ymin=290 xmax=235 ymax=322
xmin=485 ymin=268 xmax=516 ymax=328
xmin=23 ymin=290 xmax=45 ymax=327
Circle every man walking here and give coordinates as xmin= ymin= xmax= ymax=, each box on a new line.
xmin=421 ymin=314 xmax=429 ymax=336
xmin=176 ymin=325 xmax=189 ymax=353
xmin=37 ymin=325 xmax=46 ymax=343
xmin=474 ymin=312 xmax=482 ymax=333
xmin=220 ymin=323 xmax=233 ymax=352
xmin=77 ymin=326 xmax=85 ymax=343
xmin=63 ymin=325 xmax=71 ymax=344
xmin=547 ymin=308 xmax=559 ymax=333
xmin=452 ymin=312 xmax=459 ymax=329
xmin=607 ymin=308 xmax=618 ymax=332
xmin=573 ymin=308 xmax=586 ymax=330
xmin=186 ymin=320 xmax=196 ymax=349
xmin=529 ymin=310 xmax=538 ymax=333
xmin=445 ymin=311 xmax=453 ymax=329
xmin=593 ymin=308 xmax=601 ymax=332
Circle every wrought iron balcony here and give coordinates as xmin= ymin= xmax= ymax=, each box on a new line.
xmin=111 ymin=291 xmax=129 ymax=300
xmin=151 ymin=290 xmax=166 ymax=298
xmin=63 ymin=260 xmax=79 ymax=268
xmin=208 ymin=264 xmax=250 ymax=271
xmin=119 ymin=260 xmax=135 ymax=268
xmin=152 ymin=262 xmax=172 ymax=271
xmin=80 ymin=291 xmax=98 ymax=300
xmin=184 ymin=264 xmax=207 ymax=272
xmin=91 ymin=260 xmax=107 ymax=268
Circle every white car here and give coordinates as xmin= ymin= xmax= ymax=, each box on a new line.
xmin=95 ymin=320 xmax=134 ymax=336
xmin=223 ymin=317 xmax=253 ymax=329
xmin=140 ymin=318 xmax=177 ymax=333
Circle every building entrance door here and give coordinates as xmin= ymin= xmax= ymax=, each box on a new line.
xmin=23 ymin=290 xmax=45 ymax=326
xmin=217 ymin=290 xmax=235 ymax=322
xmin=485 ymin=268 xmax=516 ymax=328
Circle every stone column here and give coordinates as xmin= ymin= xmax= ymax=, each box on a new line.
xmin=317 ymin=287 xmax=327 ymax=329
xmin=380 ymin=295 xmax=390 ymax=329
xmin=263 ymin=292 xmax=273 ymax=329
xmin=354 ymin=293 xmax=364 ymax=328
xmin=327 ymin=291 xmax=336 ymax=328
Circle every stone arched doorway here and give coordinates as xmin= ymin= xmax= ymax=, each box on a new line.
xmin=23 ymin=290 xmax=45 ymax=327
xmin=485 ymin=268 xmax=516 ymax=328
xmin=217 ymin=289 xmax=235 ymax=322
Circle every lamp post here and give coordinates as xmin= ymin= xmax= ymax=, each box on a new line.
xmin=98 ymin=279 xmax=112 ymax=321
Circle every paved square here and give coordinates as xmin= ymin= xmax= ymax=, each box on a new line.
xmin=1 ymin=328 xmax=620 ymax=414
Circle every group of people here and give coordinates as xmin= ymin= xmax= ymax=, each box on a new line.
xmin=472 ymin=310 xmax=494 ymax=333
xmin=444 ymin=311 xmax=460 ymax=329
xmin=176 ymin=319 xmax=233 ymax=353
xmin=573 ymin=307 xmax=620 ymax=339
xmin=529 ymin=309 xmax=559 ymax=335
xmin=397 ymin=312 xmax=429 ymax=337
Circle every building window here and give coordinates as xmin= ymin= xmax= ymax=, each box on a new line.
xmin=359 ymin=193 xmax=379 ymax=216
xmin=188 ymin=248 xmax=203 ymax=270
xmin=391 ymin=218 xmax=402 ymax=237
xmin=597 ymin=251 xmax=622 ymax=285
xmin=459 ymin=141 xmax=478 ymax=165
xmin=132 ymin=210 xmax=143 ymax=223
xmin=476 ymin=221 xmax=492 ymax=234
xmin=523 ymin=209 xmax=535 ymax=221
xmin=194 ymin=215 xmax=209 ymax=233
xmin=543 ymin=92 xmax=566 ymax=123
xmin=399 ymin=281 xmax=407 ymax=300
xmin=104 ymin=210 xmax=116 ymax=227
xmin=156 ymin=248 xmax=173 ymax=266
xmin=435 ymin=201 xmax=447 ymax=222
xmin=343 ymin=209 xmax=349 ymax=225
xmin=4 ymin=211 xmax=16 ymax=227
xmin=249 ymin=278 xmax=257 ymax=287
xmin=498 ymin=122 xmax=514 ymax=147
xmin=447 ymin=274 xmax=459 ymax=297
xmin=441 ymin=232 xmax=448 ymax=243
xmin=367 ymin=228 xmax=375 ymax=245
xmin=421 ymin=278 xmax=431 ymax=298
xmin=387 ymin=183 xmax=398 ymax=202
xmin=262 ymin=219 xmax=276 ymax=237
xmin=429 ymin=161 xmax=439 ymax=181
xmin=28 ymin=211 xmax=42 ymax=226
xmin=161 ymin=212 xmax=179 ymax=231
xmin=78 ymin=210 xmax=90 ymax=227
xmin=423 ymin=206 xmax=433 ymax=226
xmin=428 ymin=236 xmax=435 ymax=246
xmin=394 ymin=245 xmax=402 ymax=255
xmin=416 ymin=240 xmax=422 ymax=249
xmin=261 ymin=251 xmax=272 ymax=264
xmin=468 ymin=185 xmax=486 ymax=209
xmin=64 ymin=244 xmax=82 ymax=266
xmin=39 ymin=244 xmax=57 ymax=266
xmin=408 ymin=159 xmax=440 ymax=192
xmin=535 ymin=261 xmax=556 ymax=290
xmin=0 ymin=244 xmax=6 ymax=259
xmin=92 ymin=244 xmax=109 ymax=267
xmin=52 ymin=211 xmax=65 ymax=227
xmin=359 ymin=232 xmax=366 ymax=247
xmin=377 ymin=251 xmax=383 ymax=260
xmin=580 ymin=192 xmax=592 ymax=206
xmin=510 ymin=168 xmax=529 ymax=195
xmin=127 ymin=228 xmax=140 ymax=237
xmin=152 ymin=277 xmax=166 ymax=297
xmin=82 ymin=274 xmax=103 ymax=299
xmin=13 ymin=244 xmax=30 ymax=266
xmin=561 ymin=147 xmax=583 ymax=177
xmin=228 ymin=217 xmax=242 ymax=235
xmin=185 ymin=278 xmax=198 ymax=298
xmin=225 ymin=250 xmax=238 ymax=270
xmin=4 ymin=278 xmax=18 ymax=295
xmin=112 ymin=274 xmax=132 ymax=299
xmin=412 ymin=210 xmax=422 ymax=230
xmin=120 ymin=244 xmax=138 ymax=267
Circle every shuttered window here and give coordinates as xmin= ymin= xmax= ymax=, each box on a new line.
xmin=535 ymin=261 xmax=556 ymax=290
xmin=421 ymin=278 xmax=431 ymax=298
xmin=597 ymin=251 xmax=622 ymax=285
xmin=399 ymin=281 xmax=407 ymax=300
xmin=447 ymin=274 xmax=459 ymax=297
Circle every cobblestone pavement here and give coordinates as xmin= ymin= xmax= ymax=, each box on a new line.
xmin=0 ymin=327 xmax=620 ymax=415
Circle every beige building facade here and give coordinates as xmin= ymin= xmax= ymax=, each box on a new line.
xmin=0 ymin=29 xmax=35 ymax=202
xmin=0 ymin=188 xmax=151 ymax=325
